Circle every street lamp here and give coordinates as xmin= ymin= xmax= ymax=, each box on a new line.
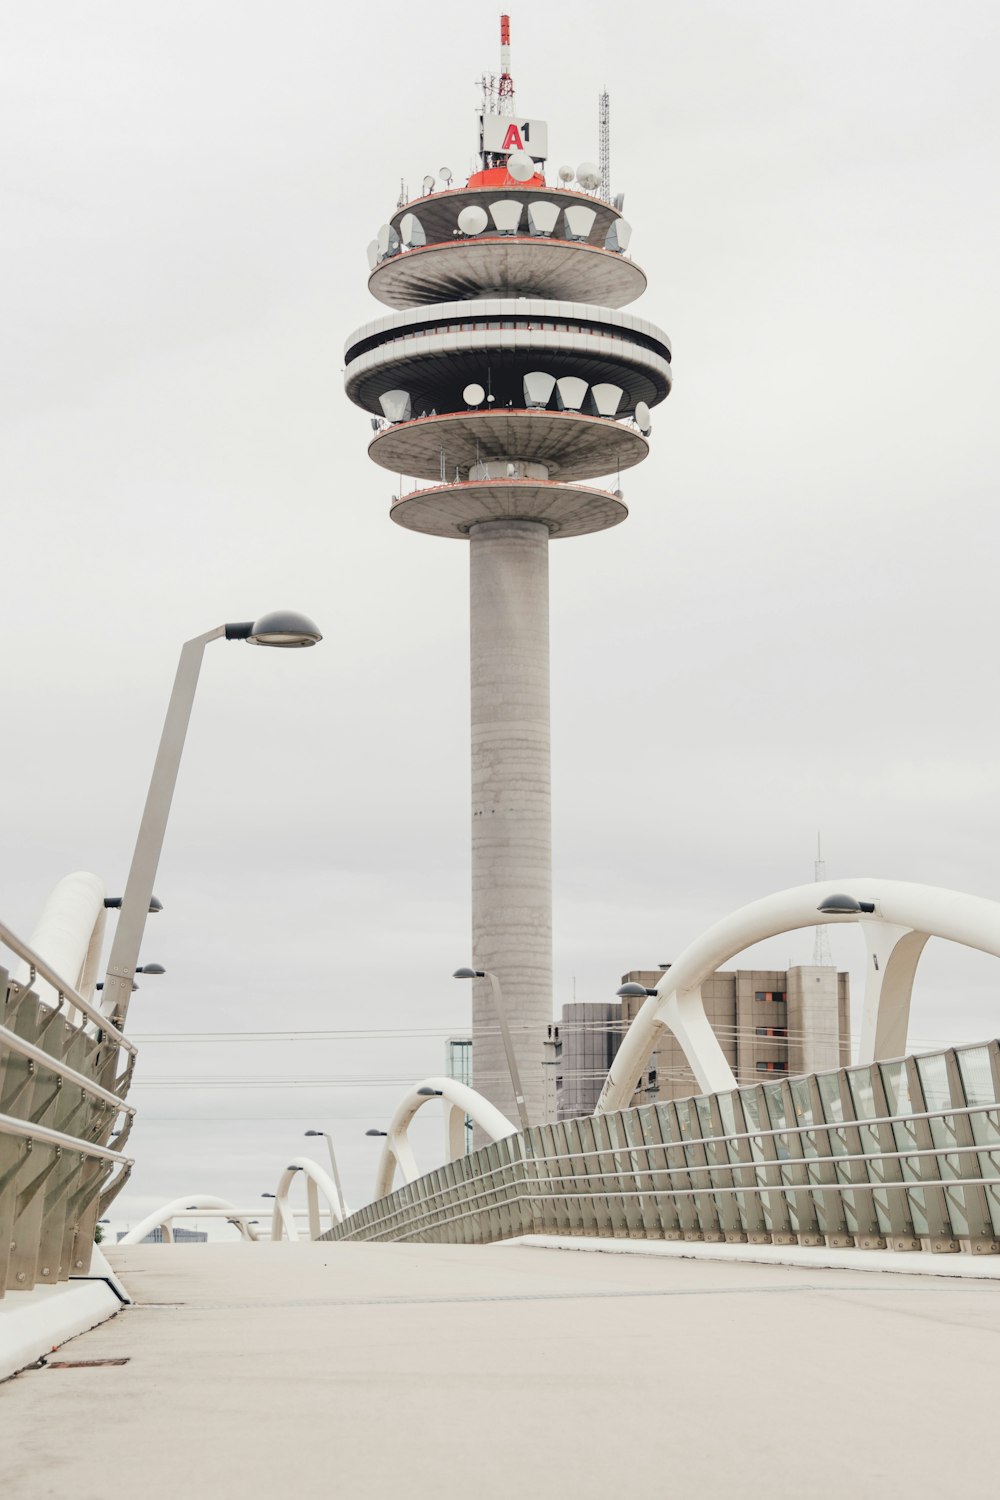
xmin=817 ymin=893 xmax=876 ymax=915
xmin=365 ymin=1129 xmax=388 ymax=1138
xmin=304 ymin=1130 xmax=348 ymax=1219
xmin=135 ymin=964 xmax=166 ymax=975
xmin=453 ymin=966 xmax=531 ymax=1132
xmin=416 ymin=1087 xmax=443 ymax=1097
xmin=616 ymin=982 xmax=658 ymax=1000
xmin=99 ymin=610 xmax=322 ymax=1030
xmin=261 ymin=1192 xmax=276 ymax=1199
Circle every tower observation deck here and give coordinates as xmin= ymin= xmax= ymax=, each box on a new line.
xmin=344 ymin=18 xmax=671 ymax=1128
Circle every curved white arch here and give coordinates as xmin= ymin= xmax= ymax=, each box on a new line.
xmin=117 ymin=1194 xmax=260 ymax=1246
xmin=13 ymin=871 xmax=107 ymax=1020
xmin=270 ymin=1157 xmax=345 ymax=1241
xmin=374 ymin=1076 xmax=516 ymax=1200
xmin=596 ymin=877 xmax=1000 ymax=1115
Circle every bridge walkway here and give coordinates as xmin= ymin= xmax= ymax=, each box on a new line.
xmin=3 ymin=1241 xmax=998 ymax=1498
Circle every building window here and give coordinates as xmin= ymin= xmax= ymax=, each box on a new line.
xmin=755 ymin=1027 xmax=789 ymax=1038
xmin=756 ymin=1060 xmax=789 ymax=1073
xmin=754 ymin=991 xmax=786 ymax=1003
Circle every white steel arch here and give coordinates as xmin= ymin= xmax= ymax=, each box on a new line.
xmin=270 ymin=1157 xmax=345 ymax=1242
xmin=13 ymin=871 xmax=107 ymax=1021
xmin=117 ymin=1195 xmax=261 ymax=1245
xmin=596 ymin=877 xmax=1000 ymax=1115
xmin=374 ymin=1076 xmax=516 ymax=1200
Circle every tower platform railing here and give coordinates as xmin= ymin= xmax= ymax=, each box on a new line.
xmin=0 ymin=922 xmax=136 ymax=1297
xmin=323 ymin=1037 xmax=1000 ymax=1254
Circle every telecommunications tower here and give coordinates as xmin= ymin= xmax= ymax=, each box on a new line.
xmin=345 ymin=17 xmax=672 ymax=1126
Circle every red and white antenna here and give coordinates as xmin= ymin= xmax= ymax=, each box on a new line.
xmin=498 ymin=14 xmax=515 ymax=116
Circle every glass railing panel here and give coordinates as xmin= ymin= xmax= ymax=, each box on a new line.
xmin=817 ymin=1073 xmax=845 ymax=1124
xmin=789 ymin=1078 xmax=814 ymax=1126
xmin=880 ymin=1060 xmax=913 ymax=1117
xmin=957 ymin=1046 xmax=997 ymax=1107
xmin=738 ymin=1089 xmax=766 ymax=1164
xmin=847 ymin=1067 xmax=877 ymax=1121
xmin=917 ymin=1052 xmax=952 ymax=1113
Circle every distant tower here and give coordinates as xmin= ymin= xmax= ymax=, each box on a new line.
xmin=346 ymin=20 xmax=671 ymax=1126
xmin=813 ymin=834 xmax=834 ymax=966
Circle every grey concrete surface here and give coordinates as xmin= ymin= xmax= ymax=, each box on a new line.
xmin=3 ymin=1241 xmax=999 ymax=1499
xmin=470 ymin=519 xmax=552 ymax=1134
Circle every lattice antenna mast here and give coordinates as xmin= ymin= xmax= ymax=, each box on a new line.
xmin=598 ymin=89 xmax=611 ymax=203
xmin=498 ymin=13 xmax=515 ymax=116
xmin=812 ymin=832 xmax=834 ymax=966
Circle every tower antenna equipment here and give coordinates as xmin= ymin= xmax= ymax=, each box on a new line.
xmin=498 ymin=14 xmax=515 ymax=117
xmin=812 ymin=833 xmax=834 ymax=966
xmin=598 ymin=89 xmax=611 ymax=203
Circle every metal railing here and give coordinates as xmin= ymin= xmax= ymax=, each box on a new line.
xmin=0 ymin=926 xmax=136 ymax=1297
xmin=324 ymin=1038 xmax=1000 ymax=1254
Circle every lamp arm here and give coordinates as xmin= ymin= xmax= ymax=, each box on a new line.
xmin=101 ymin=626 xmax=225 ymax=1028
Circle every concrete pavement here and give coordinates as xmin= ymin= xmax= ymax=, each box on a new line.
xmin=3 ymin=1240 xmax=999 ymax=1498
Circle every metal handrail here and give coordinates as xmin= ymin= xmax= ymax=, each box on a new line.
xmin=0 ymin=1111 xmax=133 ymax=1164
xmin=353 ymin=1139 xmax=1000 ymax=1235
xmin=0 ymin=1024 xmax=136 ymax=1114
xmin=330 ymin=1075 xmax=1000 ymax=1244
xmin=0 ymin=919 xmax=135 ymax=1054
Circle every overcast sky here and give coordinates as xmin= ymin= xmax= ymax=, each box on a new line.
xmin=3 ymin=1 xmax=1000 ymax=1234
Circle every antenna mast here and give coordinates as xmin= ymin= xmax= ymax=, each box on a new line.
xmin=598 ymin=89 xmax=611 ymax=202
xmin=498 ymin=14 xmax=515 ymax=116
xmin=812 ymin=833 xmax=834 ymax=966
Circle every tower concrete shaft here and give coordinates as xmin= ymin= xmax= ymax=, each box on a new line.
xmin=470 ymin=519 xmax=551 ymax=1128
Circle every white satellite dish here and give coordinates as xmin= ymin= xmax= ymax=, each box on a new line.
xmin=576 ymin=161 xmax=602 ymax=191
xmin=464 ymin=383 xmax=486 ymax=407
xmin=634 ymin=400 xmax=652 ymax=435
xmin=457 ymin=205 xmax=489 ymax=235
xmin=421 ymin=174 xmax=435 ymax=195
xmin=439 ymin=166 xmax=453 ymax=184
xmin=507 ymin=150 xmax=535 ymax=183
xmin=558 ymin=164 xmax=574 ymax=183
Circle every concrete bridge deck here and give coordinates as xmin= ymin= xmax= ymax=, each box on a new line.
xmin=4 ymin=1241 xmax=999 ymax=1498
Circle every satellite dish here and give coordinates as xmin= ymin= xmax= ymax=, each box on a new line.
xmin=507 ymin=150 xmax=535 ymax=183
xmin=439 ymin=166 xmax=453 ymax=184
xmin=634 ymin=400 xmax=652 ymax=435
xmin=576 ymin=161 xmax=602 ymax=191
xmin=558 ymin=164 xmax=574 ymax=183
xmin=421 ymin=174 xmax=435 ymax=195
xmin=457 ymin=205 xmax=489 ymax=235
xmin=463 ymin=383 xmax=486 ymax=406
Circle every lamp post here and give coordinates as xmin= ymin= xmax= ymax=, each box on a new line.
xmin=304 ymin=1130 xmax=348 ymax=1219
xmin=453 ymin=967 xmax=531 ymax=1132
xmin=100 ymin=610 xmax=322 ymax=1031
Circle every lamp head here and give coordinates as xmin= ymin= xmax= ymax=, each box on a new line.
xmin=226 ymin=611 xmax=322 ymax=648
xmin=417 ymin=1087 xmax=443 ymax=1097
xmin=817 ymin=893 xmax=876 ymax=915
xmin=616 ymin=982 xmax=656 ymax=999
xmin=136 ymin=963 xmax=165 ymax=975
xmin=453 ymin=967 xmax=485 ymax=980
xmin=304 ymin=1130 xmax=322 ymax=1137
xmin=104 ymin=895 xmax=163 ymax=913
xmin=365 ymin=1129 xmax=388 ymax=1137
